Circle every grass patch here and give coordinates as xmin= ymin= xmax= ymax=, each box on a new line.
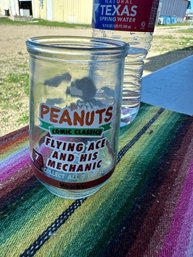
xmin=153 ymin=35 xmax=175 ymax=42
xmin=180 ymin=37 xmax=193 ymax=48
xmin=4 ymin=72 xmax=29 ymax=95
xmin=159 ymin=35 xmax=175 ymax=40
xmin=0 ymin=72 xmax=29 ymax=109
xmin=17 ymin=113 xmax=29 ymax=124
xmin=17 ymin=63 xmax=28 ymax=69
xmin=32 ymin=18 xmax=90 ymax=28
xmin=177 ymin=29 xmax=193 ymax=33
xmin=0 ymin=17 xmax=90 ymax=28
xmin=5 ymin=73 xmax=21 ymax=83
xmin=152 ymin=34 xmax=193 ymax=52
xmin=20 ymin=73 xmax=29 ymax=95
xmin=157 ymin=22 xmax=189 ymax=27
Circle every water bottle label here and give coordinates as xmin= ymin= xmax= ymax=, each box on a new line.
xmin=92 ymin=0 xmax=159 ymax=32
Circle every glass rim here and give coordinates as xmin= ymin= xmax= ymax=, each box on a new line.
xmin=26 ymin=35 xmax=129 ymax=53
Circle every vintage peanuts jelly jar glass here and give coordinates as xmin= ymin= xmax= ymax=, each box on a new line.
xmin=26 ymin=36 xmax=128 ymax=199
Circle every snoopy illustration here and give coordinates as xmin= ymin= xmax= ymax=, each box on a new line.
xmin=44 ymin=72 xmax=114 ymax=108
xmin=66 ymin=76 xmax=105 ymax=108
xmin=66 ymin=76 xmax=115 ymax=108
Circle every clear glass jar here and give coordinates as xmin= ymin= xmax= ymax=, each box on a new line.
xmin=26 ymin=36 xmax=128 ymax=199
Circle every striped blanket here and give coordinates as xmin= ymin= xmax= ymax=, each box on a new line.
xmin=1 ymin=104 xmax=193 ymax=257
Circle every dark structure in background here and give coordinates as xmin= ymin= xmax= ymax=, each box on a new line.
xmin=18 ymin=0 xmax=33 ymax=16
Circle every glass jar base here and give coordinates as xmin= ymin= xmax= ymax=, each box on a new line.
xmin=40 ymin=180 xmax=108 ymax=199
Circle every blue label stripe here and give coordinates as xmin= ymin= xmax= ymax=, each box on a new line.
xmin=92 ymin=0 xmax=116 ymax=30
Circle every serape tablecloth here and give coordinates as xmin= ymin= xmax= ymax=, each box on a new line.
xmin=1 ymin=104 xmax=193 ymax=257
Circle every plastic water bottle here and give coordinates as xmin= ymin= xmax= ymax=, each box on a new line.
xmin=92 ymin=0 xmax=160 ymax=126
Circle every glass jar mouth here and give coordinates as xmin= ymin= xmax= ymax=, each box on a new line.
xmin=26 ymin=36 xmax=129 ymax=60
xmin=27 ymin=36 xmax=128 ymax=51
